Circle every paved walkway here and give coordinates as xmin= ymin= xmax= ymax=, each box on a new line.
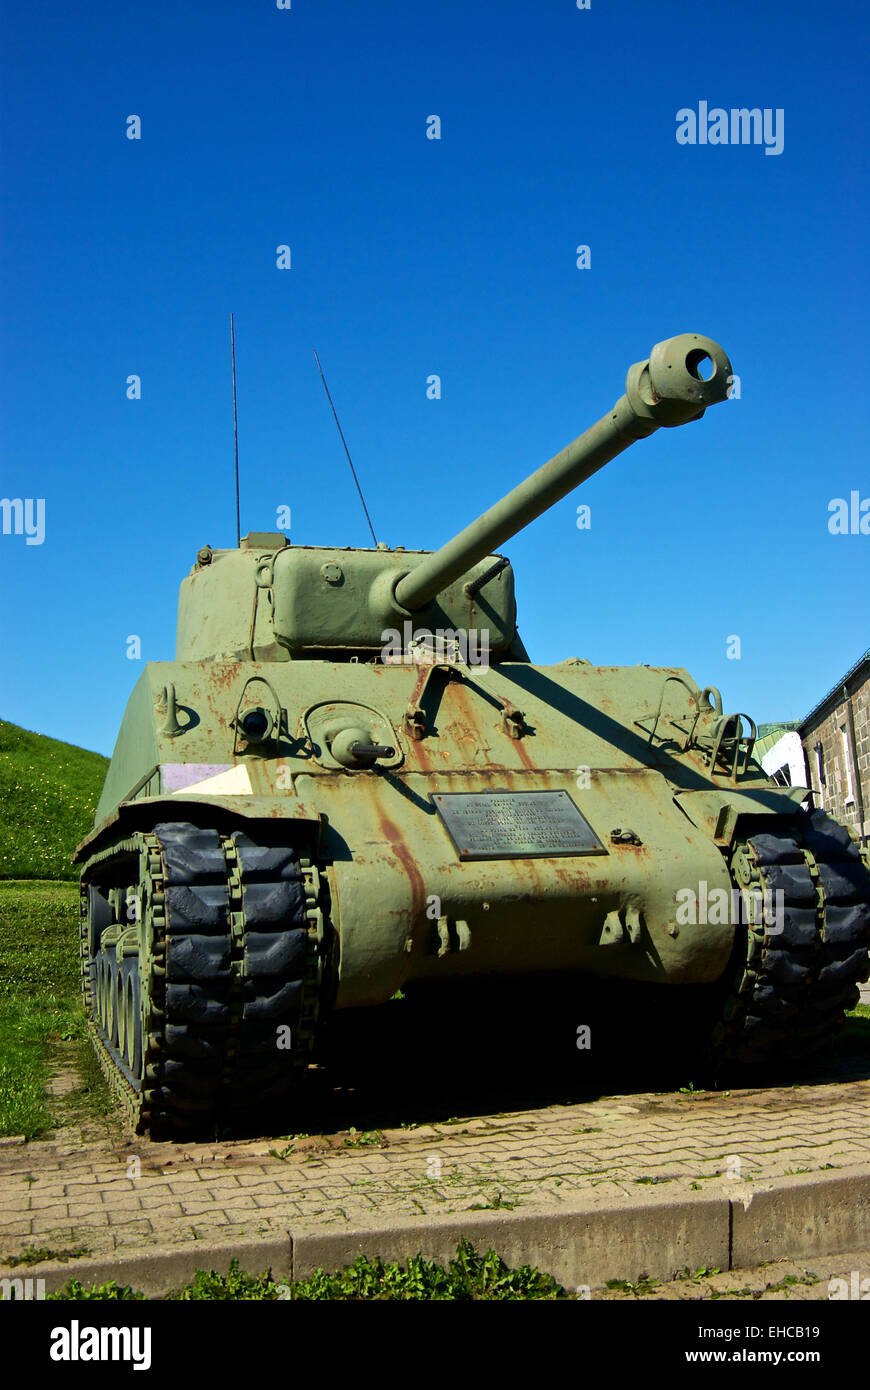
xmin=2 ymin=1073 xmax=869 ymax=1263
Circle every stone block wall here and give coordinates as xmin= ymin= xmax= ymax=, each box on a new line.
xmin=800 ymin=661 xmax=869 ymax=843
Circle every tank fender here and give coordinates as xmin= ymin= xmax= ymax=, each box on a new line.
xmin=72 ymin=794 xmax=325 ymax=864
xmin=673 ymin=786 xmax=810 ymax=847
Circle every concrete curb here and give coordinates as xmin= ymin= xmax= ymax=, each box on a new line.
xmin=3 ymin=1165 xmax=868 ymax=1298
xmin=731 ymin=1169 xmax=870 ymax=1268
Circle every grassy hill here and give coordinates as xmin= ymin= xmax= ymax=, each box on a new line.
xmin=0 ymin=722 xmax=108 ymax=881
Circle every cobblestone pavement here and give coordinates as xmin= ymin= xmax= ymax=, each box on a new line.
xmin=1 ymin=1072 xmax=869 ymax=1263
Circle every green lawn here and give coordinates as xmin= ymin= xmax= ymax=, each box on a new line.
xmin=0 ymin=880 xmax=85 ymax=1137
xmin=0 ymin=721 xmax=107 ymax=881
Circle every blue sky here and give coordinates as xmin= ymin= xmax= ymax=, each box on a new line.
xmin=1 ymin=0 xmax=867 ymax=756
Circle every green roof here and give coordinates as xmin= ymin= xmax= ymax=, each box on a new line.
xmin=755 ymin=722 xmax=800 ymax=761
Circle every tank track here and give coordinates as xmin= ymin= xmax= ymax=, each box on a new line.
xmin=713 ymin=808 xmax=870 ymax=1067
xmin=79 ymin=820 xmax=326 ymax=1137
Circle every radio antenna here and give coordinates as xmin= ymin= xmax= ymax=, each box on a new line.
xmin=313 ymin=348 xmax=378 ymax=546
xmin=231 ymin=313 xmax=241 ymax=547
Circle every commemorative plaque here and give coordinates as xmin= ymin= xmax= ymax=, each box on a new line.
xmin=430 ymin=790 xmax=607 ymax=861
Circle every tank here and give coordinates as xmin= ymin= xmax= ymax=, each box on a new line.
xmin=74 ymin=333 xmax=870 ymax=1136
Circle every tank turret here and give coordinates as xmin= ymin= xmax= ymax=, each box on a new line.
xmin=176 ymin=334 xmax=733 ymax=664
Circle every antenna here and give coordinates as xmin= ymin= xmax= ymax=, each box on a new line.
xmin=313 ymin=348 xmax=378 ymax=546
xmin=231 ymin=313 xmax=241 ymax=548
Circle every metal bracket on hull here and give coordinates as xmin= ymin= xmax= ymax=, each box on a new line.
xmin=598 ymin=904 xmax=644 ymax=947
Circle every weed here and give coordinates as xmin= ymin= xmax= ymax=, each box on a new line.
xmin=468 ymin=1190 xmax=517 ymax=1211
xmin=605 ymin=1274 xmax=659 ymax=1296
xmin=708 ymin=1271 xmax=820 ymax=1301
xmin=48 ymin=1243 xmax=568 ymax=1301
xmin=291 ymin=1241 xmax=564 ymax=1300
xmin=2 ymin=1244 xmax=90 ymax=1267
xmin=48 ymin=1279 xmax=145 ymax=1301
xmin=343 ymin=1128 xmax=384 ymax=1148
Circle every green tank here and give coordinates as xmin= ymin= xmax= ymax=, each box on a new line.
xmin=75 ymin=333 xmax=870 ymax=1136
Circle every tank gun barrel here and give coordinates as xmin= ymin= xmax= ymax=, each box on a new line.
xmin=394 ymin=333 xmax=733 ymax=612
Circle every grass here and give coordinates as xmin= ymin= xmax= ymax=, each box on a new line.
xmin=830 ymin=1001 xmax=870 ymax=1064
xmin=0 ymin=720 xmax=107 ymax=882
xmin=0 ymin=722 xmax=109 ymax=1135
xmin=0 ymin=880 xmax=91 ymax=1137
xmin=41 ymin=1242 xmax=568 ymax=1301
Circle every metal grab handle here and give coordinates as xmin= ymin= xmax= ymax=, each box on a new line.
xmin=645 ymin=674 xmax=699 ymax=750
xmin=232 ymin=675 xmax=285 ymax=753
xmin=707 ymin=712 xmax=758 ymax=781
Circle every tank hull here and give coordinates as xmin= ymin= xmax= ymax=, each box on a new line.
xmin=78 ymin=656 xmax=813 ymax=1012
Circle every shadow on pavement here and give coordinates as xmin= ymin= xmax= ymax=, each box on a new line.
xmin=259 ymin=981 xmax=870 ymax=1140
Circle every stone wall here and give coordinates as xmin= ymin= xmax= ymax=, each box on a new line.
xmin=800 ymin=659 xmax=869 ymax=843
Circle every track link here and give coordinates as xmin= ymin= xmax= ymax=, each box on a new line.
xmin=713 ymin=808 xmax=870 ymax=1066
